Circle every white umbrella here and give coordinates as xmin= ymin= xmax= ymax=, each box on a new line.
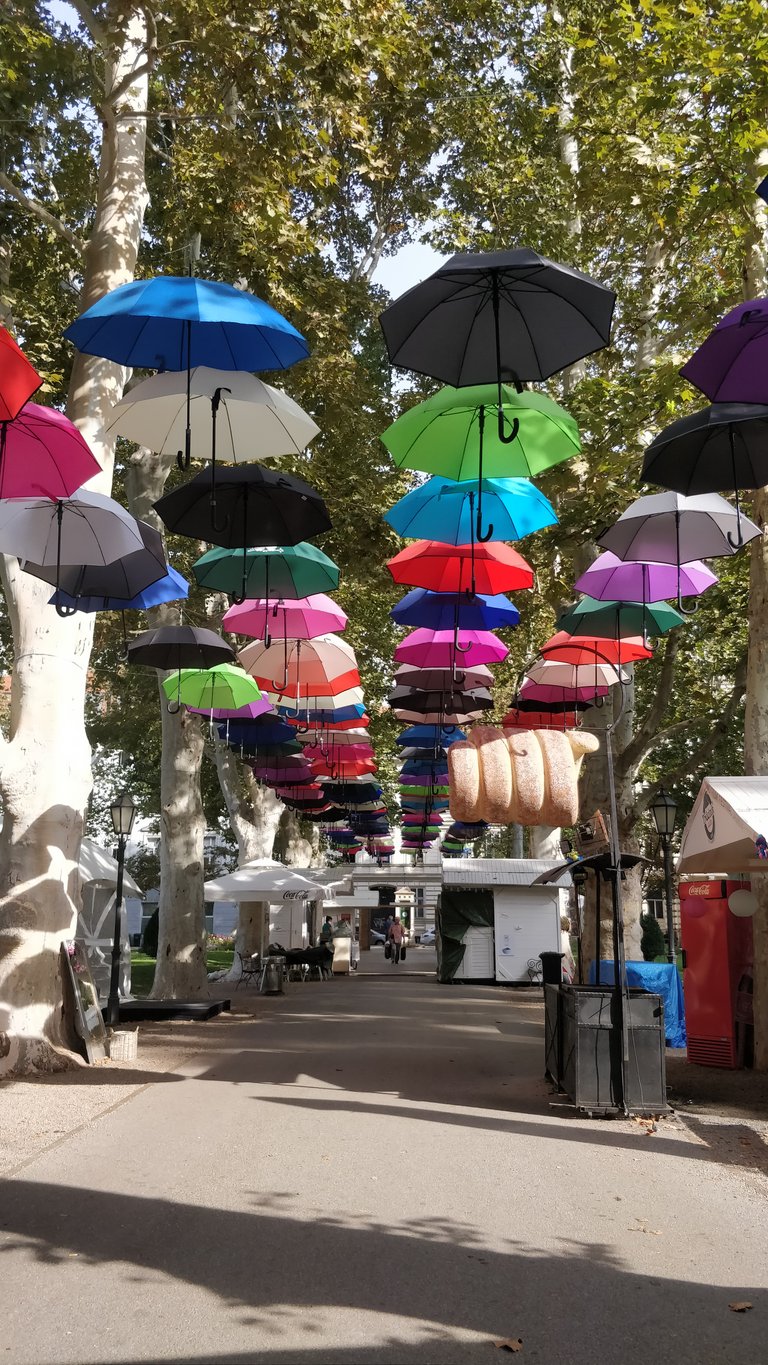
xmin=203 ymin=860 xmax=325 ymax=902
xmin=107 ymin=366 xmax=320 ymax=462
xmin=598 ymin=491 xmax=760 ymax=563
xmin=525 ymin=658 xmax=627 ymax=689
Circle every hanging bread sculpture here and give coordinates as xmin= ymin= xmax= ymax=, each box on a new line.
xmin=448 ymin=725 xmax=599 ymax=827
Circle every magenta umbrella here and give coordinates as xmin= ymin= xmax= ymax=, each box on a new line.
xmin=0 ymin=403 xmax=100 ymax=498
xmin=518 ymin=679 xmax=609 ymax=704
xmin=574 ymin=550 xmax=718 ymax=604
xmin=394 ymin=628 xmax=508 ymax=669
xmin=223 ymin=593 xmax=347 ymax=641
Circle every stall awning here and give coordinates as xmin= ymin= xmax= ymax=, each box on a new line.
xmin=203 ymin=859 xmax=327 ymax=902
xmin=677 ymin=777 xmax=768 ymax=873
xmin=80 ymin=837 xmax=142 ymax=896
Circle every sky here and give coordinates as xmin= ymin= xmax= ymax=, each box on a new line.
xmin=373 ymin=240 xmax=444 ymax=297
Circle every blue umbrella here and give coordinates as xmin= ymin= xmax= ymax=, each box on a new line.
xmin=384 ymin=474 xmax=556 ymax=544
xmin=277 ymin=704 xmax=367 ymax=725
xmin=397 ymin=725 xmax=465 ymax=746
xmin=49 ymin=564 xmax=189 ymax=613
xmin=65 ymin=276 xmax=308 ymax=468
xmin=391 ymin=587 xmax=520 ymax=631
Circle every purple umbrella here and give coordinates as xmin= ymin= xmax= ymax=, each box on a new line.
xmin=188 ymin=698 xmax=273 ymax=720
xmin=574 ymin=550 xmax=718 ymax=604
xmin=681 ymin=297 xmax=768 ymax=401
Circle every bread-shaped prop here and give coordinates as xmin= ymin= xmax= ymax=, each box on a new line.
xmin=469 ymin=725 xmax=512 ymax=824
xmin=447 ymin=741 xmax=482 ymax=822
xmin=448 ymin=726 xmax=600 ymax=827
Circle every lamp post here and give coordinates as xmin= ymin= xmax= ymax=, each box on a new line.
xmin=107 ymin=790 xmax=137 ymax=1028
xmin=650 ymin=788 xmax=678 ymax=966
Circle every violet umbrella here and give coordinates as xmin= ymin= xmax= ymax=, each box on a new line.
xmin=574 ymin=550 xmax=717 ymax=606
xmin=680 ymin=296 xmax=768 ymax=403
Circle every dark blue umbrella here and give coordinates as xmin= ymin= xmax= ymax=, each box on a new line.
xmin=278 ymin=704 xmax=367 ymax=724
xmin=65 ymin=275 xmax=308 ymax=468
xmin=391 ymin=587 xmax=520 ymax=631
xmin=397 ymin=725 xmax=465 ymax=746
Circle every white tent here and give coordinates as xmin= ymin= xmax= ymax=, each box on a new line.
xmin=203 ymin=860 xmax=326 ymax=902
xmin=80 ymin=837 xmax=142 ymax=896
xmin=77 ymin=838 xmax=143 ymax=999
xmin=677 ymin=777 xmax=768 ymax=874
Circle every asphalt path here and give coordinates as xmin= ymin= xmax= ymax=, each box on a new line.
xmin=1 ymin=967 xmax=766 ymax=1363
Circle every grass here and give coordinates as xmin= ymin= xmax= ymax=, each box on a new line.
xmin=130 ymin=947 xmax=235 ymax=998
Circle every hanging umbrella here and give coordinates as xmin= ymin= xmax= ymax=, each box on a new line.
xmin=193 ymin=541 xmax=339 ymax=604
xmin=385 ymin=474 xmax=556 ymax=545
xmin=240 ymin=634 xmax=359 ymax=695
xmin=557 ymin=596 xmax=685 ymax=641
xmin=525 ymin=658 xmax=627 ymax=690
xmin=379 ymin=248 xmax=615 ymax=435
xmin=518 ymin=679 xmax=609 ymax=704
xmin=128 ymin=624 xmax=234 ymax=671
xmin=395 ymin=706 xmax=487 ymax=724
xmin=397 ymin=725 xmax=466 ymax=746
xmin=503 ymin=709 xmax=582 ymax=729
xmin=49 ymin=564 xmax=189 ymax=615
xmin=283 ymin=706 xmax=368 ymax=728
xmin=394 ymin=628 xmax=508 ymax=669
xmin=511 ymin=695 xmax=592 ymax=714
xmin=65 ymin=275 xmax=308 ymax=469
xmin=387 ymin=685 xmax=493 ymax=713
xmin=223 ymin=593 xmax=347 ymax=641
xmin=25 ymin=517 xmax=166 ymax=600
xmin=680 ymin=296 xmax=768 ymax=402
xmin=574 ymin=551 xmax=717 ymax=606
xmin=391 ymin=588 xmax=520 ymax=632
xmin=0 ymin=325 xmax=42 ymax=420
xmin=387 ymin=538 xmax=534 ymax=595
xmin=539 ymin=631 xmax=652 ymax=665
xmin=641 ymin=403 xmax=768 ymax=547
xmin=0 ymin=490 xmax=147 ymax=617
xmin=394 ymin=663 xmax=494 ymax=692
xmin=0 ymin=403 xmax=100 ymax=498
xmin=597 ymin=491 xmax=760 ymax=609
xmin=161 ymin=663 xmax=263 ymax=713
xmin=154 ymin=463 xmax=331 ymax=561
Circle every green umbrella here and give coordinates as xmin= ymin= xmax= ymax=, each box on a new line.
xmin=558 ymin=596 xmax=685 ymax=640
xmin=381 ymin=384 xmax=580 ymax=482
xmin=399 ymin=784 xmax=451 ymax=797
xmin=193 ymin=541 xmax=340 ymax=603
xmin=162 ymin=662 xmax=263 ymax=712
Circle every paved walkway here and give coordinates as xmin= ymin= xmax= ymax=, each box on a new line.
xmin=1 ymin=973 xmax=767 ymax=1364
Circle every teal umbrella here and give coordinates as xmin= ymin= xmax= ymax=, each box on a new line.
xmin=193 ymin=541 xmax=339 ymax=603
xmin=558 ymin=596 xmax=685 ymax=641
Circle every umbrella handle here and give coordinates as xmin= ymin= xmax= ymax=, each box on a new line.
xmin=476 ymin=511 xmax=494 ymax=543
xmin=55 ymin=601 xmax=78 ymax=619
xmin=497 ymin=413 xmax=519 ymax=446
xmin=167 ymin=698 xmax=181 ymax=715
xmin=676 ymin=593 xmax=699 ymax=616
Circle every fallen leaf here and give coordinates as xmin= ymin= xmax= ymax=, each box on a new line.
xmin=493 ymin=1339 xmax=523 ymax=1352
xmin=729 ymin=1302 xmax=753 ymax=1313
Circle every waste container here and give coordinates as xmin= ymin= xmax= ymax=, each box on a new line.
xmin=557 ymin=985 xmax=667 ymax=1115
xmin=262 ymin=956 xmax=285 ymax=995
xmin=539 ymin=951 xmax=564 ymax=985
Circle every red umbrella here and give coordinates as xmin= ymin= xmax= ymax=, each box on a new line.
xmin=0 ymin=403 xmax=100 ymax=498
xmin=386 ymin=539 xmax=534 ymax=594
xmin=503 ymin=709 xmax=581 ymax=729
xmin=539 ymin=631 xmax=651 ymax=665
xmin=0 ymin=327 xmax=42 ymax=421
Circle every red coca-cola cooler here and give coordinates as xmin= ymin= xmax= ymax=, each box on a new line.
xmin=679 ymin=880 xmax=754 ymax=1068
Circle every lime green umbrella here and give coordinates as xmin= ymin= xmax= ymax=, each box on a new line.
xmin=558 ymin=596 xmax=685 ymax=640
xmin=162 ymin=663 xmax=263 ymax=712
xmin=381 ymin=384 xmax=580 ymax=482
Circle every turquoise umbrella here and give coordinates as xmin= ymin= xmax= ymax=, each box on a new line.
xmin=385 ymin=475 xmax=557 ymax=545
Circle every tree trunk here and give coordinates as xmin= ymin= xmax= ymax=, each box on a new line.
xmin=275 ymin=808 xmax=314 ymax=866
xmin=214 ymin=742 xmax=283 ymax=970
xmin=0 ymin=9 xmax=150 ymax=1074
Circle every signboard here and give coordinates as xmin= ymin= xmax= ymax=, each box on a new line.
xmin=61 ymin=940 xmax=108 ymax=1063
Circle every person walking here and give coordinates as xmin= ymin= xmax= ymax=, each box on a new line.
xmin=388 ymin=916 xmax=405 ymax=965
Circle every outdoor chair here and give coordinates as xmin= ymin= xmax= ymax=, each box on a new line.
xmin=236 ymin=951 xmax=262 ymax=990
xmin=527 ymin=957 xmax=543 ymax=984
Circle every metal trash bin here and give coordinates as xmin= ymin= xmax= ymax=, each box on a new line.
xmin=539 ymin=951 xmax=564 ymax=985
xmin=261 ymin=956 xmax=285 ymax=995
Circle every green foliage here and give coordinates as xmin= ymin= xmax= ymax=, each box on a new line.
xmin=640 ymin=911 xmax=667 ymax=962
xmin=125 ymin=849 xmax=161 ymax=897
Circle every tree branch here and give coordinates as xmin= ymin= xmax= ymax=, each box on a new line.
xmin=0 ymin=172 xmax=86 ymax=256
xmin=69 ymin=0 xmax=106 ymax=45
xmin=616 ymin=630 xmax=681 ymax=777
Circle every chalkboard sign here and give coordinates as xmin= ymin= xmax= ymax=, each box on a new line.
xmin=61 ymin=940 xmax=108 ymax=1063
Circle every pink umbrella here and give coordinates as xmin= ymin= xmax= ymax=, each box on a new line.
xmin=0 ymin=403 xmax=100 ymax=498
xmin=223 ymin=593 xmax=347 ymax=641
xmin=518 ymin=679 xmax=609 ymax=704
xmin=394 ymin=628 xmax=508 ymax=669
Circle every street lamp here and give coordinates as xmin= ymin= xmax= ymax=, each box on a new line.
xmin=650 ymin=788 xmax=678 ymax=966
xmin=107 ymin=790 xmax=137 ymax=1028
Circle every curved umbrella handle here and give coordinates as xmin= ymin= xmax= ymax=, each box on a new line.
xmin=55 ymin=601 xmax=78 ymax=619
xmin=676 ymin=594 xmax=699 ymax=616
xmin=167 ymin=698 xmax=181 ymax=715
xmin=497 ymin=412 xmax=520 ymax=446
xmin=476 ymin=510 xmax=495 ymax=544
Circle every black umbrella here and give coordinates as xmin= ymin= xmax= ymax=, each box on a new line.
xmin=23 ymin=517 xmax=167 ymax=600
xmin=154 ymin=463 xmax=331 ymax=550
xmin=386 ymin=685 xmax=493 ymax=713
xmin=321 ymin=783 xmax=382 ymax=805
xmin=127 ymin=624 xmax=234 ymax=671
xmin=641 ymin=402 xmax=768 ymax=547
xmin=379 ymin=248 xmax=615 ymax=442
xmin=513 ymin=695 xmax=591 ymax=714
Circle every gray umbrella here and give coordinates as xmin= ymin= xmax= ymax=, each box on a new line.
xmin=22 ymin=518 xmax=167 ymax=599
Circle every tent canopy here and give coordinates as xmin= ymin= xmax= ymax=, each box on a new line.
xmin=80 ymin=837 xmax=142 ymax=896
xmin=677 ymin=777 xmax=768 ymax=873
xmin=203 ymin=859 xmax=326 ymax=902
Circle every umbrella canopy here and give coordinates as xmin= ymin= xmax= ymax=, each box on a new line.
xmin=239 ymin=634 xmax=358 ymax=692
xmin=395 ymin=706 xmax=487 ymax=724
xmin=680 ymin=297 xmax=768 ymax=401
xmin=161 ymin=663 xmax=263 ymax=712
xmin=193 ymin=541 xmax=339 ymax=599
xmin=394 ymin=663 xmax=494 ymax=691
xmin=223 ymin=593 xmax=347 ymax=641
xmin=154 ymin=463 xmax=331 ymax=549
xmin=283 ymin=706 xmax=368 ymax=727
xmin=394 ymin=627 xmax=508 ymax=668
xmin=597 ymin=493 xmax=760 ymax=586
xmin=49 ymin=563 xmax=189 ymax=614
xmin=503 ymin=709 xmax=581 ymax=729
xmin=387 ymin=685 xmax=493 ymax=713
xmin=540 ymin=631 xmax=651 ymax=665
xmin=0 ymin=325 xmax=42 ymax=420
xmin=387 ymin=539 xmax=534 ymax=595
xmin=382 ymin=384 xmax=580 ymax=482
xmin=397 ymin=725 xmax=466 ymax=746
xmin=574 ymin=551 xmax=717 ymax=605
xmin=518 ymin=679 xmax=608 ymax=704
xmin=385 ymin=474 xmax=556 ymax=545
xmin=26 ymin=517 xmax=167 ymax=600
xmin=107 ymin=366 xmax=319 ymax=461
xmin=391 ymin=588 xmax=520 ymax=632
xmin=512 ymin=694 xmax=591 ymax=714
xmin=558 ymin=596 xmax=685 ymax=639
xmin=65 ymin=276 xmax=308 ymax=372
xmin=379 ymin=248 xmax=615 ymax=390
xmin=0 ymin=403 xmax=100 ymax=498
xmin=204 ymin=860 xmax=323 ymax=901
xmin=128 ymin=625 xmax=234 ymax=671
xmin=525 ymin=658 xmax=627 ymax=689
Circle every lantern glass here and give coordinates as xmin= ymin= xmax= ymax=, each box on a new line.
xmin=650 ymin=788 xmax=677 ymax=838
xmin=110 ymin=791 xmax=137 ymax=838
